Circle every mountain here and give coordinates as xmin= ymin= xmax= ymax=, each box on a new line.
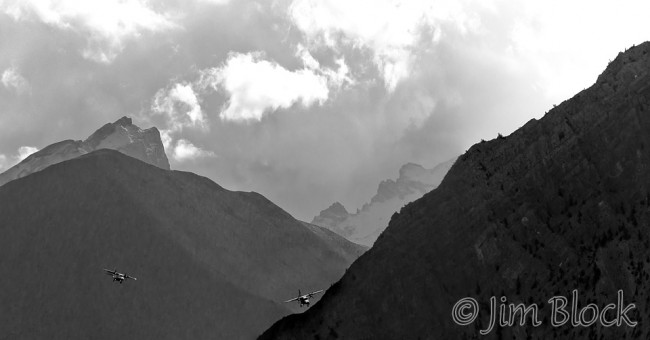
xmin=0 ymin=116 xmax=170 ymax=187
xmin=0 ymin=149 xmax=365 ymax=339
xmin=261 ymin=43 xmax=650 ymax=339
xmin=312 ymin=159 xmax=455 ymax=246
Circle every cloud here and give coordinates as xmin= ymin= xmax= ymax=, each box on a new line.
xmin=1 ymin=68 xmax=31 ymax=95
xmin=1 ymin=0 xmax=178 ymax=62
xmin=197 ymin=0 xmax=231 ymax=5
xmin=287 ymin=0 xmax=485 ymax=91
xmin=17 ymin=146 xmax=39 ymax=161
xmin=0 ymin=154 xmax=9 ymax=172
xmin=295 ymin=44 xmax=353 ymax=89
xmin=504 ymin=0 xmax=650 ymax=99
xmin=0 ymin=146 xmax=39 ymax=172
xmin=152 ymin=83 xmax=207 ymax=132
xmin=199 ymin=52 xmax=330 ymax=122
xmin=172 ymin=139 xmax=215 ymax=161
xmin=160 ymin=129 xmax=173 ymax=150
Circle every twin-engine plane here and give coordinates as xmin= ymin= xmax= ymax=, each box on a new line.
xmin=104 ymin=269 xmax=137 ymax=284
xmin=284 ymin=289 xmax=324 ymax=307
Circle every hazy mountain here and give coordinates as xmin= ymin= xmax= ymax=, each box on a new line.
xmin=312 ymin=160 xmax=455 ymax=246
xmin=261 ymin=43 xmax=650 ymax=339
xmin=0 ymin=116 xmax=169 ymax=187
xmin=0 ymin=149 xmax=364 ymax=339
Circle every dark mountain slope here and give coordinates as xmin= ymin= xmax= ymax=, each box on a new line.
xmin=0 ymin=149 xmax=363 ymax=339
xmin=261 ymin=43 xmax=650 ymax=339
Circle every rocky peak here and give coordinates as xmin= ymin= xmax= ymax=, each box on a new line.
xmin=0 ymin=116 xmax=170 ymax=187
xmin=324 ymin=202 xmax=349 ymax=216
xmin=83 ymin=117 xmax=170 ymax=170
xmin=310 ymin=158 xmax=456 ymax=246
xmin=398 ymin=162 xmax=427 ymax=179
xmin=311 ymin=202 xmax=350 ymax=226
xmin=114 ymin=116 xmax=133 ymax=126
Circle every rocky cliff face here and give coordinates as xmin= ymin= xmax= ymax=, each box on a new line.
xmin=0 ymin=116 xmax=169 ymax=186
xmin=311 ymin=159 xmax=454 ymax=246
xmin=262 ymin=43 xmax=650 ymax=339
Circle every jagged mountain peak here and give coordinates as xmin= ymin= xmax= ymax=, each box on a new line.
xmin=311 ymin=158 xmax=455 ymax=246
xmin=327 ymin=202 xmax=349 ymax=214
xmin=398 ymin=162 xmax=426 ymax=178
xmin=0 ymin=116 xmax=170 ymax=187
xmin=114 ymin=116 xmax=133 ymax=126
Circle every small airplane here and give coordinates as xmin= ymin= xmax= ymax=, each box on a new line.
xmin=103 ymin=269 xmax=137 ymax=284
xmin=284 ymin=289 xmax=324 ymax=307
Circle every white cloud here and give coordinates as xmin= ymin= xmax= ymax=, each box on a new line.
xmin=160 ymin=129 xmax=173 ymax=150
xmin=288 ymin=0 xmax=484 ymax=91
xmin=505 ymin=0 xmax=650 ymax=100
xmin=0 ymin=154 xmax=9 ymax=172
xmin=172 ymin=139 xmax=215 ymax=161
xmin=1 ymin=0 xmax=178 ymax=63
xmin=152 ymin=83 xmax=207 ymax=132
xmin=296 ymin=44 xmax=353 ymax=89
xmin=196 ymin=0 xmax=231 ymax=5
xmin=0 ymin=146 xmax=39 ymax=172
xmin=199 ymin=52 xmax=330 ymax=122
xmin=1 ymin=68 xmax=31 ymax=95
xmin=296 ymin=44 xmax=321 ymax=71
xmin=17 ymin=146 xmax=39 ymax=161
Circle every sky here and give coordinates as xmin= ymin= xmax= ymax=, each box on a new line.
xmin=1 ymin=0 xmax=649 ymax=221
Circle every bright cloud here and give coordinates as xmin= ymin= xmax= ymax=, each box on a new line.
xmin=506 ymin=0 xmax=650 ymax=100
xmin=197 ymin=0 xmax=231 ymax=5
xmin=1 ymin=68 xmax=31 ymax=95
xmin=296 ymin=44 xmax=353 ymax=89
xmin=288 ymin=0 xmax=485 ymax=91
xmin=1 ymin=0 xmax=178 ymax=62
xmin=0 ymin=146 xmax=39 ymax=172
xmin=0 ymin=154 xmax=9 ymax=172
xmin=199 ymin=52 xmax=330 ymax=122
xmin=160 ymin=129 xmax=173 ymax=150
xmin=17 ymin=146 xmax=39 ymax=161
xmin=172 ymin=139 xmax=215 ymax=161
xmin=152 ymin=83 xmax=207 ymax=132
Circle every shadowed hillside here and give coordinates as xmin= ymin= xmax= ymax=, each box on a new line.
xmin=261 ymin=42 xmax=650 ymax=339
xmin=0 ymin=149 xmax=364 ymax=339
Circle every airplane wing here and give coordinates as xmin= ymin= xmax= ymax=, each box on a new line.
xmin=284 ymin=297 xmax=300 ymax=303
xmin=307 ymin=290 xmax=324 ymax=297
xmin=103 ymin=269 xmax=117 ymax=275
xmin=126 ymin=275 xmax=137 ymax=280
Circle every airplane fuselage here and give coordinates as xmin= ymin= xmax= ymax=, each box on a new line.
xmin=104 ymin=269 xmax=136 ymax=284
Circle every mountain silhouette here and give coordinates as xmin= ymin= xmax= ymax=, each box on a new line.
xmin=0 ymin=149 xmax=364 ymax=339
xmin=0 ymin=116 xmax=169 ymax=187
xmin=261 ymin=42 xmax=650 ymax=339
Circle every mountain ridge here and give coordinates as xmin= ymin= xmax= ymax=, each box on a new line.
xmin=311 ymin=158 xmax=455 ymax=246
xmin=0 ymin=148 xmax=364 ymax=339
xmin=261 ymin=42 xmax=650 ymax=339
xmin=0 ymin=116 xmax=170 ymax=187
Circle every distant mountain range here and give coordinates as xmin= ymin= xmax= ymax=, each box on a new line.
xmin=312 ymin=160 xmax=455 ymax=246
xmin=0 ymin=116 xmax=169 ymax=187
xmin=0 ymin=125 xmax=365 ymax=338
xmin=261 ymin=43 xmax=650 ymax=339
